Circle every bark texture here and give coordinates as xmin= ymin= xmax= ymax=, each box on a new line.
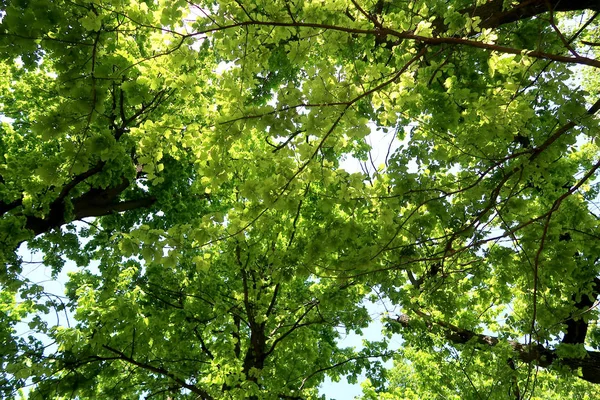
xmin=464 ymin=0 xmax=600 ymax=30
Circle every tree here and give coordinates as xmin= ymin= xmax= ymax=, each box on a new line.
xmin=1 ymin=0 xmax=600 ymax=398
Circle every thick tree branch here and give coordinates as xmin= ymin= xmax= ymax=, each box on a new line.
xmin=0 ymin=162 xmax=106 ymax=219
xmin=24 ymin=182 xmax=156 ymax=236
xmin=462 ymin=0 xmax=600 ymax=30
xmin=0 ymin=197 xmax=23 ymax=216
xmin=394 ymin=311 xmax=600 ymax=384
xmin=187 ymin=11 xmax=600 ymax=69
xmin=73 ymin=196 xmax=156 ymax=219
xmin=562 ymin=277 xmax=600 ymax=345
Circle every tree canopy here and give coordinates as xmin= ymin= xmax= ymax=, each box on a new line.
xmin=1 ymin=0 xmax=600 ymax=398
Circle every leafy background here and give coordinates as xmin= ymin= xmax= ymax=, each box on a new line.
xmin=1 ymin=0 xmax=600 ymax=399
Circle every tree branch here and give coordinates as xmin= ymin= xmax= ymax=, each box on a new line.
xmin=187 ymin=18 xmax=600 ymax=69
xmin=102 ymin=345 xmax=214 ymax=399
xmin=562 ymin=277 xmax=600 ymax=345
xmin=461 ymin=0 xmax=600 ymax=31
xmin=393 ymin=311 xmax=600 ymax=384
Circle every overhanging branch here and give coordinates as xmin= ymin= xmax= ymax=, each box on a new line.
xmin=393 ymin=312 xmax=600 ymax=384
xmin=462 ymin=0 xmax=600 ymax=30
